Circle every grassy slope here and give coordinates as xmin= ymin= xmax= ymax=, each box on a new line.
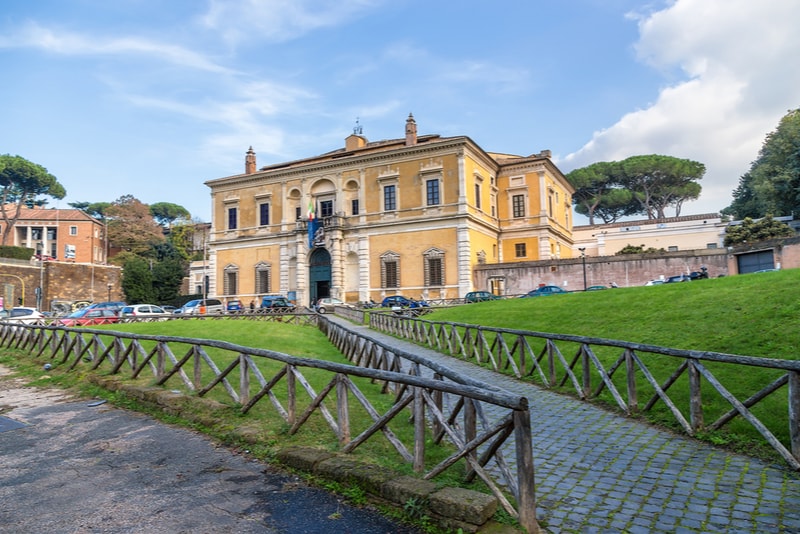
xmin=426 ymin=269 xmax=800 ymax=359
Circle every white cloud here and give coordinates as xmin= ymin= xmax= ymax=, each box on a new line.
xmin=199 ymin=0 xmax=383 ymax=45
xmin=564 ymin=0 xmax=800 ymax=216
xmin=0 ymin=22 xmax=235 ymax=74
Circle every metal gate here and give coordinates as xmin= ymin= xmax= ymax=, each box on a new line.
xmin=737 ymin=249 xmax=775 ymax=273
xmin=308 ymin=248 xmax=332 ymax=306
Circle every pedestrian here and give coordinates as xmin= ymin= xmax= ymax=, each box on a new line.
xmin=249 ymin=300 xmax=255 ymax=312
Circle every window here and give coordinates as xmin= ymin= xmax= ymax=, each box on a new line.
xmin=227 ymin=207 xmax=238 ymax=230
xmin=475 ymin=183 xmax=481 ymax=209
xmin=320 ymin=199 xmax=334 ymax=218
xmin=295 ymin=206 xmax=302 ymax=220
xmin=707 ymin=243 xmax=718 ymax=249
xmin=426 ymin=179 xmax=440 ymax=206
xmin=255 ymin=263 xmax=271 ymax=294
xmin=423 ymin=248 xmax=444 ymax=287
xmin=512 ymin=195 xmax=525 ymax=218
xmin=223 ymin=265 xmax=238 ymax=295
xmin=351 ymin=199 xmax=359 ymax=216
xmin=548 ymin=191 xmax=554 ymax=217
xmin=381 ymin=252 xmax=400 ymax=288
xmin=69 ymin=226 xmax=78 ymax=236
xmin=384 ymin=185 xmax=396 ymax=211
xmin=668 ymin=246 xmax=679 ymax=252
xmin=259 ymin=203 xmax=270 ymax=226
xmin=515 ymin=243 xmax=526 ymax=258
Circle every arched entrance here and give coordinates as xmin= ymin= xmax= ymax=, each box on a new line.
xmin=308 ymin=248 xmax=332 ymax=306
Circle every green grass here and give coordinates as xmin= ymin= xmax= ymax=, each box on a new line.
xmin=427 ymin=269 xmax=800 ymax=357
xmin=418 ymin=269 xmax=800 ymax=460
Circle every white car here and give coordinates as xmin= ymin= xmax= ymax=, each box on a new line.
xmin=120 ymin=304 xmax=172 ymax=318
xmin=0 ymin=307 xmax=46 ymax=324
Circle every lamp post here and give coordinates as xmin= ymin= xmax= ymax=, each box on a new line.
xmin=107 ymin=282 xmax=113 ymax=302
xmin=578 ymin=247 xmax=587 ymax=291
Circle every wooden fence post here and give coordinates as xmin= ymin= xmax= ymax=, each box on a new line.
xmin=688 ymin=360 xmax=704 ymax=432
xmin=625 ymin=349 xmax=638 ymax=413
xmin=789 ymin=370 xmax=800 ymax=461
xmin=514 ymin=408 xmax=539 ymax=534
xmin=239 ymin=353 xmax=250 ymax=406
xmin=413 ymin=387 xmax=425 ymax=473
xmin=336 ymin=374 xmax=350 ymax=446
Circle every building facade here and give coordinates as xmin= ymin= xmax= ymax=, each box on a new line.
xmin=1 ymin=206 xmax=107 ymax=264
xmin=205 ymin=115 xmax=575 ymax=306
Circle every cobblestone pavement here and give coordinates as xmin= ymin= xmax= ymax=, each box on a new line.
xmin=336 ymin=318 xmax=800 ymax=534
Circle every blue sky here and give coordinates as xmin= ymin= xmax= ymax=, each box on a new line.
xmin=1 ymin=0 xmax=799 ymax=224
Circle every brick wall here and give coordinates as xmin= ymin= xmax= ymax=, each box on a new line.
xmin=0 ymin=260 xmax=122 ymax=311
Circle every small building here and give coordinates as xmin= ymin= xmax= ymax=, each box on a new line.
xmin=1 ymin=206 xmax=107 ymax=264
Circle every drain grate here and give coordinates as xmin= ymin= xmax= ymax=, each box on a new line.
xmin=0 ymin=415 xmax=27 ymax=433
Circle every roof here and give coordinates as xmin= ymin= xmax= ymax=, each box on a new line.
xmin=1 ymin=205 xmax=101 ymax=223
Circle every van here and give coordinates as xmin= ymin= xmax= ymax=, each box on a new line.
xmin=178 ymin=298 xmax=224 ymax=315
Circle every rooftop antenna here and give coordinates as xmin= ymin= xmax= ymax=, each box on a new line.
xmin=353 ymin=117 xmax=363 ymax=136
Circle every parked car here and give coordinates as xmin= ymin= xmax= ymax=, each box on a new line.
xmin=226 ymin=299 xmax=244 ymax=313
xmin=176 ymin=299 xmax=224 ymax=315
xmin=0 ymin=307 xmax=45 ymax=324
xmin=315 ymin=297 xmax=350 ymax=314
xmin=57 ymin=308 xmax=119 ymax=326
xmin=465 ymin=291 xmax=499 ymax=303
xmin=644 ymin=280 xmax=665 ymax=286
xmin=380 ymin=295 xmax=429 ymax=309
xmin=84 ymin=301 xmax=127 ymax=314
xmin=664 ymin=274 xmax=691 ymax=283
xmin=119 ymin=304 xmax=171 ymax=318
xmin=161 ymin=305 xmax=177 ymax=313
xmin=521 ymin=285 xmax=568 ymax=297
xmin=586 ymin=285 xmax=608 ymax=291
xmin=261 ymin=295 xmax=296 ymax=312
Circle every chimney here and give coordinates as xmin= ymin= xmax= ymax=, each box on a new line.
xmin=245 ymin=146 xmax=256 ymax=174
xmin=405 ymin=112 xmax=417 ymax=146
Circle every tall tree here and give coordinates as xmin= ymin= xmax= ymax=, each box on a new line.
xmin=618 ymin=155 xmax=705 ymax=219
xmin=0 ymin=154 xmax=67 ymax=245
xmin=150 ymin=202 xmax=190 ymax=228
xmin=567 ymin=162 xmax=633 ymax=224
xmin=724 ymin=108 xmax=800 ymax=219
xmin=106 ymin=195 xmax=165 ymax=258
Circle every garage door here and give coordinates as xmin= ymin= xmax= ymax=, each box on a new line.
xmin=737 ymin=250 xmax=774 ymax=274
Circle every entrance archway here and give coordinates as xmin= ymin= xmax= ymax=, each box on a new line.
xmin=308 ymin=248 xmax=332 ymax=306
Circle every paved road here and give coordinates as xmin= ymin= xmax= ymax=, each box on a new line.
xmin=0 ymin=369 xmax=420 ymax=534
xmin=334 ymin=317 xmax=800 ymax=533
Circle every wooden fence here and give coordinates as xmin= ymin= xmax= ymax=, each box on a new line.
xmin=369 ymin=312 xmax=800 ymax=471
xmin=0 ymin=317 xmax=539 ymax=533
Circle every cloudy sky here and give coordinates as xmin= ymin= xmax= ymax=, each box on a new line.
xmin=1 ymin=0 xmax=798 ymax=224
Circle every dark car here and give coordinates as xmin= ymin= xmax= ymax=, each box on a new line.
xmin=261 ymin=295 xmax=295 ymax=312
xmin=380 ymin=295 xmax=429 ymax=308
xmin=465 ymin=291 xmax=499 ymax=303
xmin=521 ymin=285 xmax=568 ymax=297
xmin=226 ymin=299 xmax=243 ymax=313
xmin=665 ymin=274 xmax=691 ymax=283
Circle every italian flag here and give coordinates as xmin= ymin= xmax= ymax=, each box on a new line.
xmin=307 ymin=201 xmax=315 ymax=221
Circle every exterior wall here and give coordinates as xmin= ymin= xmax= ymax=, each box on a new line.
xmin=204 ymin=123 xmax=574 ymax=304
xmin=474 ymin=236 xmax=800 ymax=295
xmin=0 ymin=259 xmax=121 ymax=311
xmin=474 ymin=249 xmax=730 ymax=294
xmin=573 ymin=214 xmax=726 ymax=257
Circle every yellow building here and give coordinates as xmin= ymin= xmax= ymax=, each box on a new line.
xmin=204 ymin=115 xmax=574 ymax=306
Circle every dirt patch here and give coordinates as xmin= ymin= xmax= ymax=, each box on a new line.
xmin=0 ymin=365 xmax=76 ymax=416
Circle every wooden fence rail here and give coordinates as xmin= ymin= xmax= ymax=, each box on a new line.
xmin=0 ymin=318 xmax=539 ymax=533
xmin=369 ymin=312 xmax=800 ymax=471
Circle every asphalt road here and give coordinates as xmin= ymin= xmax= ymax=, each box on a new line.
xmin=0 ymin=369 xmax=421 ymax=534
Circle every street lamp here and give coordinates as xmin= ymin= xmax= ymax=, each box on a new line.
xmin=578 ymin=247 xmax=587 ymax=291
xmin=107 ymin=282 xmax=113 ymax=302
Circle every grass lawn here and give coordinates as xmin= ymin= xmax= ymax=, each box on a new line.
xmin=417 ymin=268 xmax=800 ymax=460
